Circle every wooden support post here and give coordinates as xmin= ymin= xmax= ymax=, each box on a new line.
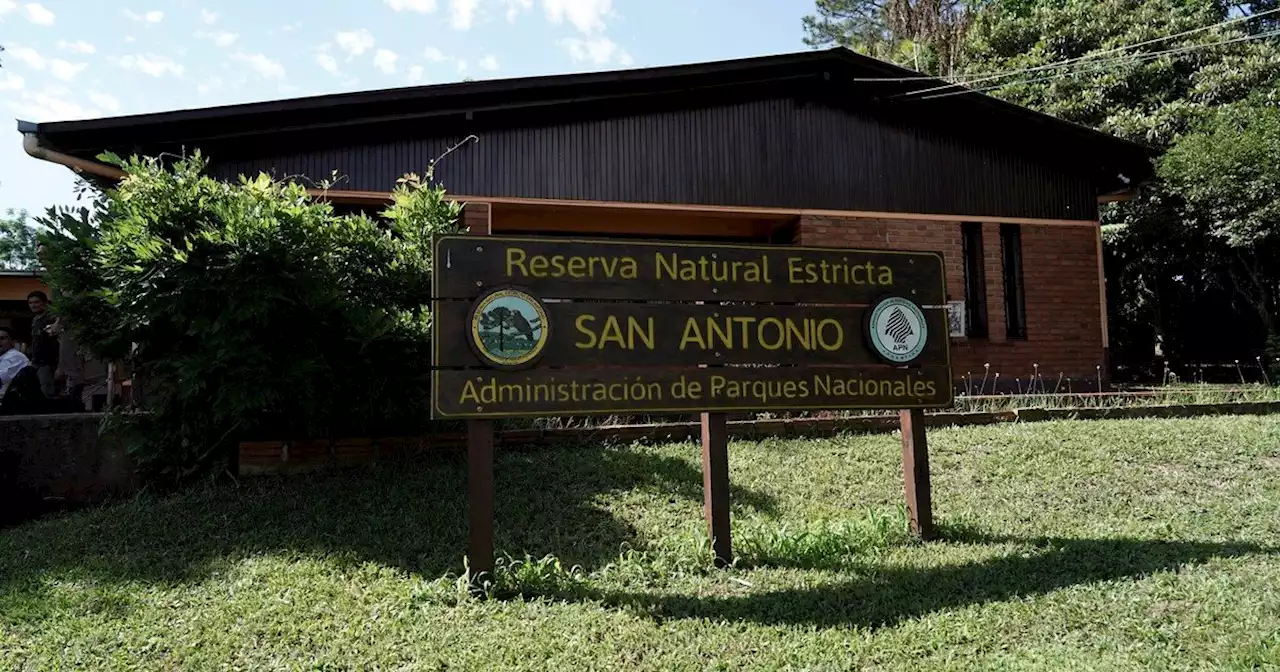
xmin=464 ymin=202 xmax=496 ymax=582
xmin=467 ymin=419 xmax=496 ymax=579
xmin=899 ymin=408 xmax=935 ymax=541
xmin=701 ymin=411 xmax=732 ymax=568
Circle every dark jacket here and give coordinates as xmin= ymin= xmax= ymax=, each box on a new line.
xmin=30 ymin=312 xmax=59 ymax=368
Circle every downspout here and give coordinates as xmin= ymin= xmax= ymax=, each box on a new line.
xmin=21 ymin=130 xmax=126 ymax=180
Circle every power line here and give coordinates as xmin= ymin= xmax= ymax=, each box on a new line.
xmin=906 ymin=27 xmax=1280 ymax=102
xmin=847 ymin=5 xmax=1280 ymax=92
xmin=913 ymin=28 xmax=1280 ymax=101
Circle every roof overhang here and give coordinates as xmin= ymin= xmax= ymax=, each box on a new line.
xmin=18 ymin=47 xmax=1156 ymax=199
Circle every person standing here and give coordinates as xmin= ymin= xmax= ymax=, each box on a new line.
xmin=27 ymin=291 xmax=59 ymax=397
xmin=48 ymin=316 xmax=85 ymax=406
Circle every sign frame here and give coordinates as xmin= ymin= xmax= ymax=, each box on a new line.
xmin=434 ymin=229 xmax=950 ymax=578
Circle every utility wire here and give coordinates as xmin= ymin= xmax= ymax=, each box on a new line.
xmin=906 ymin=27 xmax=1280 ymax=101
xmin=847 ymin=5 xmax=1280 ymax=91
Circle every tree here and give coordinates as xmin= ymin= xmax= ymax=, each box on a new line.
xmin=1161 ymin=101 xmax=1280 ymax=339
xmin=36 ymin=151 xmax=463 ymax=483
xmin=0 ymin=209 xmax=39 ymax=270
xmin=802 ymin=0 xmax=982 ymax=76
xmin=959 ymin=0 xmax=1280 ymax=371
xmin=485 ymin=306 xmax=513 ymax=350
xmin=963 ymin=0 xmax=1280 ymax=145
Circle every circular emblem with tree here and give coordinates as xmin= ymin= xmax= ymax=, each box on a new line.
xmin=468 ymin=288 xmax=550 ymax=368
xmin=866 ymin=296 xmax=929 ymax=364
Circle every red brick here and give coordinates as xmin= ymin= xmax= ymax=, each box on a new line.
xmin=795 ymin=216 xmax=1105 ymax=387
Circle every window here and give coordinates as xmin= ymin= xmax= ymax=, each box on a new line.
xmin=1001 ymin=224 xmax=1027 ymax=339
xmin=961 ymin=222 xmax=988 ymax=338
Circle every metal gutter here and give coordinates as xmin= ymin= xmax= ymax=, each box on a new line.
xmin=20 ymin=128 xmax=125 ymax=180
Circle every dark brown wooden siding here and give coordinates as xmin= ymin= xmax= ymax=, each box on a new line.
xmin=206 ymin=97 xmax=1099 ymax=221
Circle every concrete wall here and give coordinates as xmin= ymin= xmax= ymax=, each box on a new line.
xmin=0 ymin=413 xmax=137 ymax=526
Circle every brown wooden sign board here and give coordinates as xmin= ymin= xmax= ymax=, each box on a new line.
xmin=433 ymin=235 xmax=946 ymax=305
xmin=434 ymin=365 xmax=953 ymax=418
xmin=431 ymin=235 xmax=953 ymax=419
xmin=434 ymin=300 xmax=952 ymax=369
xmin=436 ymin=232 xmax=951 ymax=577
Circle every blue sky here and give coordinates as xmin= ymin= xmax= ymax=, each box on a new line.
xmin=0 ymin=0 xmax=815 ymax=217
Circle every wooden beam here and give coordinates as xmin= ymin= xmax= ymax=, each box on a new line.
xmin=464 ymin=202 xmax=496 ymax=585
xmin=701 ymin=411 xmax=732 ymax=568
xmin=899 ymin=408 xmax=935 ymax=541
xmin=492 ymin=204 xmax=785 ymax=239
xmin=1098 ymin=192 xmax=1137 ymax=204
xmin=307 ymin=189 xmax=1103 ymax=227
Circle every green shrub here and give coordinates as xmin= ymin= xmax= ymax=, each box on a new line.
xmin=37 ymin=152 xmax=462 ymax=483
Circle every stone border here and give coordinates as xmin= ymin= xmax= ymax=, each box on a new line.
xmin=237 ymin=401 xmax=1280 ymax=475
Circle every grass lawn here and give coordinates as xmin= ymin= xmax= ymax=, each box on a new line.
xmin=3 ymin=416 xmax=1280 ymax=670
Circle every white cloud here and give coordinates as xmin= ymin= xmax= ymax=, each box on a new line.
xmin=125 ymin=35 xmax=137 ymax=43
xmin=335 ymin=29 xmax=375 ymax=57
xmin=504 ymin=0 xmax=532 ymax=21
xmin=316 ymin=52 xmax=340 ymax=75
xmin=231 ymin=52 xmax=285 ymax=79
xmin=56 ymin=40 xmax=96 ymax=54
xmin=479 ymin=55 xmax=499 ymax=71
xmin=197 ymin=75 xmax=223 ymax=96
xmin=11 ymin=90 xmax=98 ymax=121
xmin=543 ymin=0 xmax=612 ymax=34
xmin=449 ymin=0 xmax=477 ymax=29
xmin=373 ymin=49 xmax=398 ymax=74
xmin=118 ymin=53 xmax=184 ymax=77
xmin=88 ymin=91 xmax=120 ymax=112
xmin=457 ymin=59 xmax=468 ymax=73
xmin=0 ymin=72 xmax=24 ymax=91
xmin=407 ymin=65 xmax=424 ymax=83
xmin=49 ymin=59 xmax=86 ymax=81
xmin=0 ymin=0 xmax=16 ymax=16
xmin=200 ymin=8 xmax=217 ymax=24
xmin=423 ymin=46 xmax=447 ymax=63
xmin=123 ymin=8 xmax=163 ymax=23
xmin=8 ymin=45 xmax=45 ymax=69
xmin=560 ymin=36 xmax=631 ymax=66
xmin=384 ymin=0 xmax=436 ymax=11
xmin=198 ymin=30 xmax=239 ymax=47
xmin=24 ymin=2 xmax=53 ymax=24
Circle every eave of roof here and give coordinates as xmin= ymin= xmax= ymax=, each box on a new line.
xmin=17 ymin=47 xmax=1155 ymax=184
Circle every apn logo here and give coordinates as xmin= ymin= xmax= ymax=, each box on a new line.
xmin=884 ymin=307 xmax=915 ymax=351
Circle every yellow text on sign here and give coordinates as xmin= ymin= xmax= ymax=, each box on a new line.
xmin=504 ymin=248 xmax=898 ymax=287
xmin=573 ymin=314 xmax=847 ymax=352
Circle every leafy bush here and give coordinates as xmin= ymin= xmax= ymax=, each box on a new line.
xmin=38 ymin=152 xmax=462 ymax=483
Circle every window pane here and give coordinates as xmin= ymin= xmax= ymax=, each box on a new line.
xmin=1001 ymin=224 xmax=1027 ymax=338
xmin=961 ymin=222 xmax=988 ymax=338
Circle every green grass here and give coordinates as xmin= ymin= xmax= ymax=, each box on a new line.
xmin=511 ymin=383 xmax=1280 ymax=430
xmin=4 ymin=416 xmax=1280 ymax=670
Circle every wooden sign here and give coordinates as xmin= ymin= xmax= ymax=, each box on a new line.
xmin=434 ymin=235 xmax=946 ymax=304
xmin=434 ymin=365 xmax=951 ymax=418
xmin=438 ymin=231 xmax=953 ymax=579
xmin=431 ymin=234 xmax=953 ymax=419
xmin=434 ymin=300 xmax=952 ymax=368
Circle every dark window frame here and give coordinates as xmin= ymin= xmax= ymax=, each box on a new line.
xmin=961 ymin=222 xmax=989 ymax=339
xmin=1000 ymin=223 xmax=1028 ymax=339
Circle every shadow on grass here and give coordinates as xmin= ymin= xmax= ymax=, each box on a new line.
xmin=592 ymin=532 xmax=1275 ymax=629
xmin=0 ymin=443 xmax=775 ymax=594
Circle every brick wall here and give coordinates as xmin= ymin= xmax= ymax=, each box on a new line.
xmin=796 ymin=216 xmax=1107 ymax=391
xmin=462 ymin=202 xmax=491 ymax=234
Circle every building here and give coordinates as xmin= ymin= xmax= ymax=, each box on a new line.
xmin=0 ymin=271 xmax=51 ymax=354
xmin=18 ymin=48 xmax=1152 ymax=392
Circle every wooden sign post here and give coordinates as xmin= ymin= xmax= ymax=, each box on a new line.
xmin=432 ymin=235 xmax=953 ymax=574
